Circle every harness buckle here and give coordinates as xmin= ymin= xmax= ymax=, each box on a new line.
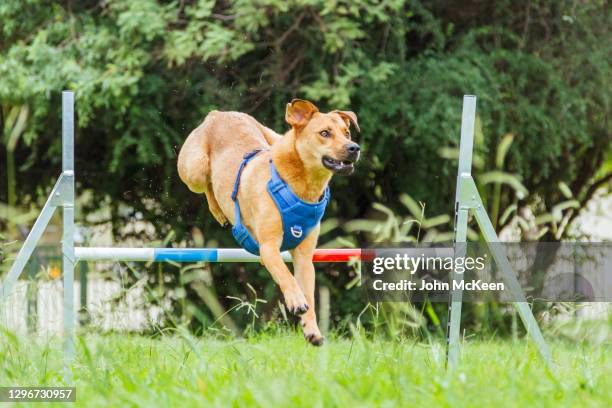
xmin=269 ymin=180 xmax=284 ymax=193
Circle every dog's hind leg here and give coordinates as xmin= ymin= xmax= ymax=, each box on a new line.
xmin=204 ymin=182 xmax=229 ymax=227
xmin=178 ymin=124 xmax=209 ymax=194
xmin=178 ymin=123 xmax=230 ymax=227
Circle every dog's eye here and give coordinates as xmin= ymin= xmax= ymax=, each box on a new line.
xmin=320 ymin=130 xmax=331 ymax=138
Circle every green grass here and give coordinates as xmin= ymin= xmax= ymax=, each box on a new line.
xmin=0 ymin=330 xmax=610 ymax=407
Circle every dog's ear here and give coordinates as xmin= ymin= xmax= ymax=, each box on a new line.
xmin=333 ymin=110 xmax=360 ymax=132
xmin=286 ymin=99 xmax=319 ymax=128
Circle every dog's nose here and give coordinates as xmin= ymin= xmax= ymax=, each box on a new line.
xmin=346 ymin=143 xmax=360 ymax=154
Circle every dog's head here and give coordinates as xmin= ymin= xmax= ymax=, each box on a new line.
xmin=286 ymin=99 xmax=360 ymax=176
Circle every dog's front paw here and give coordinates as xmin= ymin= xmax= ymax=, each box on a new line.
xmin=302 ymin=321 xmax=325 ymax=346
xmin=305 ymin=333 xmax=325 ymax=346
xmin=283 ymin=289 xmax=309 ymax=315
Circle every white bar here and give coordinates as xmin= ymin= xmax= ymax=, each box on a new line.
xmin=215 ymin=249 xmax=293 ymax=262
xmin=62 ymin=90 xmax=76 ymax=371
xmin=62 ymin=91 xmax=74 ymax=172
xmin=216 ymin=248 xmax=259 ymax=262
xmin=457 ymin=95 xmax=476 ymax=177
xmin=448 ymin=95 xmax=477 ymax=370
xmin=74 ymin=247 xmax=293 ymax=262
xmin=75 ymin=247 xmax=154 ymax=261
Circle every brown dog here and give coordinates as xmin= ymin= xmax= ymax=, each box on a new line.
xmin=177 ymin=99 xmax=360 ymax=345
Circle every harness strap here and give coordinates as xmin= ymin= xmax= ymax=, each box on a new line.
xmin=269 ymin=160 xmax=330 ymax=211
xmin=268 ymin=161 xmax=294 ymax=209
xmin=232 ymin=149 xmax=264 ymax=226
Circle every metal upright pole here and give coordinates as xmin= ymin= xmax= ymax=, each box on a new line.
xmin=61 ymin=91 xmax=76 ymax=367
xmin=1 ymin=93 xmax=76 ymax=303
xmin=446 ymin=95 xmax=477 ymax=370
xmin=445 ymin=95 xmax=554 ymax=372
xmin=1 ymin=91 xmax=76 ymax=375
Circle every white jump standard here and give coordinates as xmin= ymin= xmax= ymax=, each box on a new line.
xmin=0 ymin=91 xmax=554 ymax=372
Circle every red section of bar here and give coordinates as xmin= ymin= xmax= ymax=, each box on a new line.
xmin=312 ymin=248 xmax=374 ymax=262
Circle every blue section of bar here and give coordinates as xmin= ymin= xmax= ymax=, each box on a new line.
xmin=153 ymin=248 xmax=218 ymax=262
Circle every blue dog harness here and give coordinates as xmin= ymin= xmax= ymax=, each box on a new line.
xmin=231 ymin=149 xmax=330 ymax=255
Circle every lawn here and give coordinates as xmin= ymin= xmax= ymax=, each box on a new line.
xmin=0 ymin=330 xmax=610 ymax=407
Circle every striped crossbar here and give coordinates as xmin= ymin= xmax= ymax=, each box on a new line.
xmin=74 ymin=247 xmax=369 ymax=263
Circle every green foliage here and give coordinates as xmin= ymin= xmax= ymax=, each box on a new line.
xmin=1 ymin=0 xmax=610 ymax=232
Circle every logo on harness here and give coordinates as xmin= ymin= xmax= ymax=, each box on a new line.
xmin=290 ymin=225 xmax=303 ymax=238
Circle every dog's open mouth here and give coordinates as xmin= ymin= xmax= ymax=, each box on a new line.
xmin=322 ymin=156 xmax=354 ymax=175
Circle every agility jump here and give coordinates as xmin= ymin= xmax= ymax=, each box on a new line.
xmin=0 ymin=91 xmax=554 ymax=371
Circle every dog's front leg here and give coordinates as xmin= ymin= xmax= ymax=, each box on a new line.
xmin=291 ymin=229 xmax=324 ymax=346
xmin=259 ymin=242 xmax=309 ymax=315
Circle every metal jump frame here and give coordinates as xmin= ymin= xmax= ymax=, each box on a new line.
xmin=1 ymin=91 xmax=554 ymax=372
